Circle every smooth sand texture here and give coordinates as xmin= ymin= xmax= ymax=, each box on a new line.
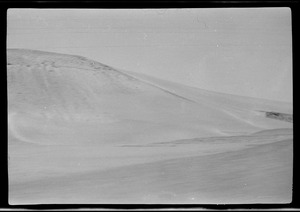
xmin=7 ymin=49 xmax=293 ymax=204
xmin=9 ymin=136 xmax=292 ymax=204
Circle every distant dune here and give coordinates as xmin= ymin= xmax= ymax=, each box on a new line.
xmin=7 ymin=49 xmax=293 ymax=204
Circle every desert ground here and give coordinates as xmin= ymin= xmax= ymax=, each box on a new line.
xmin=7 ymin=49 xmax=293 ymax=204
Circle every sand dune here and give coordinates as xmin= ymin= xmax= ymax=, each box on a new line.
xmin=9 ymin=138 xmax=292 ymax=204
xmin=7 ymin=49 xmax=293 ymax=204
xmin=7 ymin=49 xmax=291 ymax=145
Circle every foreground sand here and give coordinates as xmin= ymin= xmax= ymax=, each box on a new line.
xmin=9 ymin=130 xmax=292 ymax=204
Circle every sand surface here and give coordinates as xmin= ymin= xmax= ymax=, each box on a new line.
xmin=7 ymin=49 xmax=293 ymax=204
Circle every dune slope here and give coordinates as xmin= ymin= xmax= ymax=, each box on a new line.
xmin=7 ymin=49 xmax=293 ymax=204
xmin=7 ymin=49 xmax=292 ymax=145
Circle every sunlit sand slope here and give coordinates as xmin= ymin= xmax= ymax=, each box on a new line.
xmin=7 ymin=49 xmax=292 ymax=145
